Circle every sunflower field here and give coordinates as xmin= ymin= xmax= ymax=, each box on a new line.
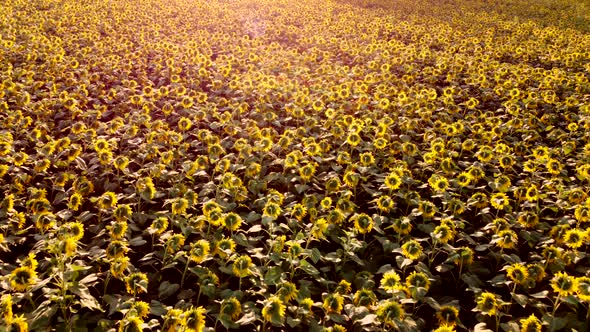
xmin=1 ymin=0 xmax=590 ymax=331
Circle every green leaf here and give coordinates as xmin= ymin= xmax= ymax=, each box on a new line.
xmin=150 ymin=300 xmax=168 ymax=316
xmin=28 ymin=301 xmax=58 ymax=331
xmin=286 ymin=317 xmax=302 ymax=328
xmin=358 ymin=314 xmax=378 ymax=325
xmin=310 ymin=247 xmax=322 ymax=264
xmin=158 ymin=281 xmax=180 ymax=300
xmin=235 ymin=311 xmax=257 ymax=325
xmin=474 ymin=322 xmax=494 ymax=332
xmin=500 ymin=321 xmax=519 ymax=332
xmin=376 ymin=264 xmax=393 ymax=274
xmin=79 ymin=291 xmax=103 ymax=311
xmin=530 ymin=290 xmax=549 ymax=298
xmin=264 ymin=266 xmax=283 ymax=286
xmin=298 ymin=259 xmax=320 ymax=277
xmin=511 ymin=292 xmax=528 ymax=308
xmin=461 ymin=273 xmax=484 ymax=289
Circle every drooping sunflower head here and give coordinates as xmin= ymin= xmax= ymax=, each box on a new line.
xmin=520 ymin=314 xmax=542 ymax=332
xmin=401 ymin=239 xmax=423 ymax=260
xmin=476 ymin=292 xmax=500 ymax=316
xmin=183 ymin=306 xmax=206 ymax=331
xmin=352 ymin=213 xmax=373 ymax=234
xmin=322 ymin=293 xmax=344 ymax=315
xmin=551 ymin=271 xmax=576 ymax=296
xmin=232 ymin=255 xmax=253 ymax=278
xmin=436 ymin=305 xmax=460 ymax=326
xmin=262 ymin=296 xmax=286 ymax=325
xmin=10 ymin=266 xmax=37 ymax=292
xmin=377 ymin=300 xmax=405 ymax=326
xmin=505 ymin=263 xmax=529 ymax=285
xmin=220 ymin=297 xmax=242 ymax=321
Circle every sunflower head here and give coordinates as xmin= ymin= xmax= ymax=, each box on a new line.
xmin=10 ymin=266 xmax=37 ymax=292
xmin=476 ymin=292 xmax=500 ymax=316
xmin=377 ymin=300 xmax=405 ymax=326
xmin=436 ymin=305 xmax=460 ymax=326
xmin=322 ymin=293 xmax=344 ymax=314
xmin=551 ymin=271 xmax=576 ymax=296
xmin=220 ymin=297 xmax=242 ymax=321
xmin=262 ymin=296 xmax=286 ymax=326
xmin=520 ymin=314 xmax=542 ymax=332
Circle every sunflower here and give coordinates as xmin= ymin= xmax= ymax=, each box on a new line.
xmin=476 ymin=292 xmax=500 ymax=316
xmin=214 ymin=237 xmax=236 ymax=258
xmin=130 ymin=301 xmax=150 ymax=319
xmin=520 ymin=314 xmax=542 ymax=332
xmin=220 ymin=297 xmax=242 ymax=321
xmin=468 ymin=192 xmax=488 ymax=209
xmin=223 ymin=212 xmax=243 ymax=231
xmin=453 ymin=247 xmax=474 ymax=266
xmin=377 ymin=300 xmax=405 ymax=327
xmin=498 ymin=155 xmax=514 ymax=169
xmin=7 ymin=314 xmax=28 ymax=332
xmin=494 ymin=175 xmax=511 ymax=192
xmin=455 ymin=172 xmax=472 ymax=187
xmin=384 ymin=172 xmax=402 ymax=190
xmin=574 ymin=205 xmax=590 ymax=223
xmin=10 ymin=266 xmax=37 ymax=292
xmin=320 ymin=197 xmax=332 ymax=210
xmin=1 ymin=294 xmax=12 ymax=323
xmin=325 ymin=177 xmax=342 ymax=193
xmin=433 ymin=326 xmax=456 ymax=332
xmin=106 ymin=240 xmax=129 ymax=260
xmin=245 ymin=162 xmax=261 ymax=178
xmin=490 ymin=193 xmax=509 ymax=210
xmin=166 ymin=234 xmax=185 ymax=254
xmin=263 ymin=202 xmax=281 ymax=220
xmin=380 ymin=270 xmax=402 ymax=292
xmin=517 ymin=212 xmax=539 ymax=229
xmin=334 ymin=279 xmax=351 ymax=294
xmin=575 ymin=277 xmax=590 ymax=302
xmin=551 ymin=272 xmax=577 ymax=296
xmin=183 ymin=306 xmax=206 ymax=332
xmin=125 ymin=272 xmax=148 ymax=295
xmin=546 ymin=159 xmax=562 ymax=175
xmin=262 ymin=296 xmax=286 ymax=325
xmin=476 ymin=146 xmax=493 ymax=163
xmin=110 ymin=256 xmax=129 ymax=279
xmin=376 ymin=195 xmax=395 ymax=213
xmin=171 ymin=198 xmax=189 ymax=215
xmin=418 ymin=200 xmax=437 ymax=218
xmin=432 ymin=224 xmax=454 ymax=244
xmin=524 ymin=185 xmax=539 ymax=202
xmin=351 ymin=213 xmax=373 ymax=234
xmin=322 ymin=293 xmax=344 ymax=314
xmin=346 ymin=132 xmax=362 ymax=147
xmin=232 ymin=255 xmax=253 ymax=278
xmin=189 ymin=240 xmax=210 ymax=264
xmin=149 ymin=217 xmax=168 ymax=235
xmin=108 ymin=220 xmax=128 ymax=240
xmin=392 ymin=217 xmax=413 ymax=235
xmin=299 ymin=163 xmax=316 ymax=182
xmin=351 ymin=288 xmax=376 ymax=307
xmin=436 ymin=305 xmax=460 ymax=326
xmin=563 ymin=228 xmax=586 ymax=249
xmin=298 ymin=297 xmax=314 ymax=315
xmin=277 ymin=282 xmax=298 ymax=303
xmin=432 ymin=176 xmax=449 ymax=193
xmin=290 ymin=203 xmax=307 ymax=221
xmin=311 ymin=218 xmax=328 ymax=240
xmin=401 ymin=239 xmax=423 ymax=260
xmin=406 ymin=271 xmax=430 ymax=291
xmin=506 ymin=263 xmax=529 ymax=285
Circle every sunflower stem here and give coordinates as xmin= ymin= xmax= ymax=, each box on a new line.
xmin=180 ymin=256 xmax=190 ymax=289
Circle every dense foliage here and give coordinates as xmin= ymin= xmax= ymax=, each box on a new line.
xmin=1 ymin=0 xmax=589 ymax=331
